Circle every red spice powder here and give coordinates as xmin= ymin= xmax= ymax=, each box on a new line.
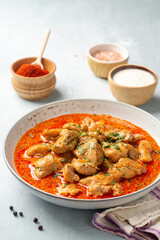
xmin=16 ymin=64 xmax=49 ymax=77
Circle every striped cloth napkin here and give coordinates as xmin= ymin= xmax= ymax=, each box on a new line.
xmin=93 ymin=185 xmax=160 ymax=240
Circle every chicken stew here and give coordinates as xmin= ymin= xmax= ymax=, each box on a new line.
xmin=14 ymin=114 xmax=160 ymax=199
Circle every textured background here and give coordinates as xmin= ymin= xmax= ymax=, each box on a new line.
xmin=0 ymin=0 xmax=160 ymax=239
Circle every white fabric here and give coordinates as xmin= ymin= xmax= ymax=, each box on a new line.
xmin=93 ymin=186 xmax=160 ymax=240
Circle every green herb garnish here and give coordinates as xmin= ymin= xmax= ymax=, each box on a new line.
xmin=102 ymin=145 xmax=110 ymax=149
xmin=78 ymin=130 xmax=83 ymax=137
xmin=111 ymin=132 xmax=119 ymax=137
xmin=114 ymin=145 xmax=121 ymax=151
xmin=101 ymin=155 xmax=105 ymax=162
xmin=91 ymin=144 xmax=95 ymax=150
xmin=30 ymin=133 xmax=33 ymax=138
xmin=36 ymin=167 xmax=42 ymax=171
xmin=80 ymin=148 xmax=86 ymax=155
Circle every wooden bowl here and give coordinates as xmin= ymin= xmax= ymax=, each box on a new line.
xmin=108 ymin=64 xmax=158 ymax=106
xmin=87 ymin=43 xmax=129 ymax=78
xmin=11 ymin=57 xmax=56 ymax=100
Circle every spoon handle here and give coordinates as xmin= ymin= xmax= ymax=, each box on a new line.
xmin=37 ymin=29 xmax=51 ymax=63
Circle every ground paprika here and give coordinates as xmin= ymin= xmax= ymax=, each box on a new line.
xmin=16 ymin=64 xmax=49 ymax=77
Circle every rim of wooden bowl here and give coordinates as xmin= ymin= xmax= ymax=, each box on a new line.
xmin=108 ymin=64 xmax=158 ymax=89
xmin=87 ymin=43 xmax=129 ymax=64
xmin=11 ymin=57 xmax=56 ymax=79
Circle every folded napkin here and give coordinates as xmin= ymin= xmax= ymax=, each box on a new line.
xmin=93 ymin=185 xmax=160 ymax=240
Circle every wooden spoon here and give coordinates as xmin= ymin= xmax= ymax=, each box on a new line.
xmin=31 ymin=29 xmax=51 ymax=69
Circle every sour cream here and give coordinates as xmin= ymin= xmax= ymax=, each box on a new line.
xmin=113 ymin=69 xmax=155 ymax=87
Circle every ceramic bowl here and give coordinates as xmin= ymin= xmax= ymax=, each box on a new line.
xmin=11 ymin=57 xmax=56 ymax=100
xmin=3 ymin=99 xmax=160 ymax=209
xmin=108 ymin=64 xmax=158 ymax=106
xmin=87 ymin=43 xmax=129 ymax=78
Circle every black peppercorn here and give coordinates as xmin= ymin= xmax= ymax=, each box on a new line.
xmin=13 ymin=211 xmax=17 ymax=216
xmin=19 ymin=212 xmax=23 ymax=217
xmin=38 ymin=225 xmax=43 ymax=231
xmin=33 ymin=217 xmax=38 ymax=223
xmin=9 ymin=206 xmax=13 ymax=211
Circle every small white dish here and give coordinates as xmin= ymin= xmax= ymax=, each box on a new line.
xmin=3 ymin=99 xmax=160 ymax=209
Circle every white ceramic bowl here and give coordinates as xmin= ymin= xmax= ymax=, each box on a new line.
xmin=87 ymin=43 xmax=129 ymax=78
xmin=3 ymin=99 xmax=160 ymax=209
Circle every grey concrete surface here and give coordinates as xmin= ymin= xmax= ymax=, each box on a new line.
xmin=0 ymin=0 xmax=160 ymax=239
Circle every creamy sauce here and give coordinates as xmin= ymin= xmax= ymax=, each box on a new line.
xmin=113 ymin=69 xmax=155 ymax=87
xmin=93 ymin=50 xmax=123 ymax=62
xmin=14 ymin=113 xmax=160 ymax=200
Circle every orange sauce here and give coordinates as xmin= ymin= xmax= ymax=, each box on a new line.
xmin=14 ymin=114 xmax=160 ymax=199
xmin=93 ymin=50 xmax=123 ymax=62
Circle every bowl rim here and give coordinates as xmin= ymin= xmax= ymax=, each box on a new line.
xmin=3 ymin=98 xmax=160 ymax=204
xmin=87 ymin=43 xmax=129 ymax=64
xmin=11 ymin=57 xmax=56 ymax=79
xmin=108 ymin=64 xmax=158 ymax=89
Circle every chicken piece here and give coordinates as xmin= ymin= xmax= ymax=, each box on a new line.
xmin=72 ymin=158 xmax=97 ymax=175
xmin=105 ymin=125 xmax=117 ymax=132
xmin=102 ymin=142 xmax=138 ymax=162
xmin=80 ymin=173 xmax=123 ymax=196
xmin=78 ymin=131 xmax=99 ymax=145
xmin=104 ymin=129 xmax=141 ymax=143
xmin=63 ymin=123 xmax=82 ymax=132
xmin=88 ymin=183 xmax=112 ymax=196
xmin=88 ymin=182 xmax=123 ymax=197
xmin=97 ymin=134 xmax=107 ymax=143
xmin=58 ymin=151 xmax=73 ymax=164
xmin=102 ymin=142 xmax=128 ymax=162
xmin=34 ymin=153 xmax=63 ymax=178
xmin=112 ymin=183 xmax=124 ymax=196
xmin=52 ymin=129 xmax=78 ymax=153
xmin=103 ymin=158 xmax=112 ymax=169
xmin=106 ymin=158 xmax=147 ymax=184
xmin=81 ymin=117 xmax=94 ymax=131
xmin=26 ymin=144 xmax=51 ymax=156
xmin=81 ymin=158 xmax=146 ymax=188
xmin=126 ymin=143 xmax=138 ymax=159
xmin=63 ymin=164 xmax=80 ymax=183
xmin=89 ymin=120 xmax=105 ymax=132
xmin=132 ymin=134 xmax=143 ymax=142
xmin=138 ymin=140 xmax=153 ymax=162
xmin=103 ymin=129 xmax=121 ymax=140
xmin=74 ymin=138 xmax=104 ymax=166
xmin=59 ymin=183 xmax=82 ymax=196
xmin=42 ymin=129 xmax=61 ymax=141
xmin=117 ymin=130 xmax=134 ymax=142
xmin=80 ymin=173 xmax=108 ymax=186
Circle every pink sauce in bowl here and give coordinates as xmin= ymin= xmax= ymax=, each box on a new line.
xmin=93 ymin=50 xmax=123 ymax=62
